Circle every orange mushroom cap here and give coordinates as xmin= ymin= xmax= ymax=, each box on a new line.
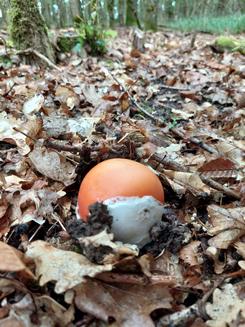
xmin=77 ymin=158 xmax=164 ymax=221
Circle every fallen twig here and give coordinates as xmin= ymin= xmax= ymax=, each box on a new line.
xmin=152 ymin=153 xmax=241 ymax=200
xmin=149 ymin=80 xmax=192 ymax=92
xmin=157 ymin=278 xmax=224 ymax=327
xmin=171 ymin=128 xmax=219 ymax=155
xmin=96 ymin=272 xmax=177 ymax=286
xmin=15 ymin=48 xmax=61 ymax=71
xmin=199 ymin=175 xmax=241 ymax=200
xmin=44 ymin=140 xmax=84 ymax=154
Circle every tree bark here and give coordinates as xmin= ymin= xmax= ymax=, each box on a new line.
xmin=8 ymin=0 xmax=55 ymax=63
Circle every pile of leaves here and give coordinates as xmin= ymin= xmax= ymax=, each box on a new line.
xmin=0 ymin=28 xmax=244 ymax=327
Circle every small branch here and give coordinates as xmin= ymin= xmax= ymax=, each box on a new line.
xmin=157 ymin=278 xmax=224 ymax=327
xmin=200 ymin=175 xmax=241 ymax=200
xmin=171 ymin=128 xmax=219 ymax=155
xmin=15 ymin=48 xmax=61 ymax=71
xmin=152 ymin=153 xmax=241 ymax=200
xmin=95 ymin=272 xmax=148 ymax=285
xmin=13 ymin=127 xmax=37 ymax=142
xmin=96 ymin=272 xmax=177 ymax=286
xmin=44 ymin=140 xmax=84 ymax=154
xmin=149 ymin=80 xmax=191 ymax=92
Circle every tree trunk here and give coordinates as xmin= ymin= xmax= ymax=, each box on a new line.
xmin=8 ymin=0 xmax=55 ymax=63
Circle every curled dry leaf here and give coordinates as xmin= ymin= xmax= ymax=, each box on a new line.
xmin=234 ymin=241 xmax=245 ymax=259
xmin=206 ymin=283 xmax=245 ymax=327
xmin=74 ymin=279 xmax=172 ymax=327
xmin=29 ymin=144 xmax=76 ymax=186
xmin=55 ymin=85 xmax=80 ymax=109
xmin=234 ymin=241 xmax=245 ymax=270
xmin=79 ymin=230 xmax=139 ymax=260
xmin=22 ymin=94 xmax=44 ymax=118
xmin=25 ymin=241 xmax=112 ymax=293
xmin=207 ymin=205 xmax=245 ymax=249
xmin=34 ymin=295 xmax=74 ymax=327
xmin=0 ymin=296 xmax=33 ymax=327
xmin=8 ymin=189 xmax=62 ymax=225
xmin=0 ymin=113 xmax=30 ymax=155
xmin=179 ymin=241 xmax=202 ymax=266
xmin=0 ymin=293 xmax=74 ymax=327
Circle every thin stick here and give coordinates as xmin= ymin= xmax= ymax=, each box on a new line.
xmin=15 ymin=48 xmax=61 ymax=71
xmin=200 ymin=175 xmax=241 ymax=200
xmin=13 ymin=127 xmax=37 ymax=142
xmin=157 ymin=278 xmax=224 ymax=327
xmin=149 ymin=80 xmax=191 ymax=92
xmin=96 ymin=272 xmax=177 ymax=286
xmin=152 ymin=153 xmax=241 ymax=200
xmin=29 ymin=224 xmax=43 ymax=242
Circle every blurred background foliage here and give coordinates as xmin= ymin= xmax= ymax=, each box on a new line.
xmin=0 ymin=0 xmax=244 ymax=33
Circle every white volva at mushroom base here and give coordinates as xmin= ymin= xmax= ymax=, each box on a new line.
xmin=77 ymin=196 xmax=164 ymax=247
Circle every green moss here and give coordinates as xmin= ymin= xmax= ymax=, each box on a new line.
xmin=8 ymin=0 xmax=55 ymax=62
xmin=58 ymin=36 xmax=80 ymax=53
xmin=215 ymin=36 xmax=245 ymax=54
xmin=9 ymin=0 xmax=46 ymax=49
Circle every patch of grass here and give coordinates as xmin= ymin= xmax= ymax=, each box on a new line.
xmin=166 ymin=15 xmax=245 ymax=34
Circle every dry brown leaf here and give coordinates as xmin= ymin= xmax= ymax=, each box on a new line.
xmin=0 ymin=242 xmax=34 ymax=279
xmin=0 ymin=278 xmax=73 ymax=326
xmin=163 ymin=170 xmax=211 ymax=195
xmin=0 ymin=113 xmax=30 ymax=155
xmin=25 ymin=241 xmax=112 ymax=293
xmin=234 ymin=241 xmax=245 ymax=259
xmin=55 ymin=85 xmax=79 ymax=109
xmin=7 ymin=189 xmax=62 ymax=225
xmin=79 ymin=230 xmax=139 ymax=265
xmin=215 ymin=141 xmax=244 ymax=168
xmin=81 ymin=84 xmax=102 ymax=108
xmin=206 ymin=283 xmax=245 ymax=327
xmin=29 ymin=144 xmax=76 ymax=186
xmin=43 ymin=113 xmax=99 ymax=138
xmin=0 ymin=316 xmax=25 ymax=327
xmin=179 ymin=241 xmax=202 ymax=266
xmin=22 ymin=94 xmax=44 ymax=117
xmin=152 ymin=251 xmax=184 ymax=283
xmin=234 ymin=241 xmax=245 ymax=269
xmin=74 ymin=279 xmax=172 ymax=327
xmin=207 ymin=205 xmax=245 ymax=249
xmin=35 ymin=295 xmax=74 ymax=326
xmin=0 ymin=196 xmax=8 ymax=220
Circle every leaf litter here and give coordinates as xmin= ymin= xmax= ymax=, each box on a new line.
xmin=0 ymin=29 xmax=244 ymax=326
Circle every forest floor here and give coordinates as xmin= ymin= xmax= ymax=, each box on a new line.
xmin=0 ymin=28 xmax=245 ymax=327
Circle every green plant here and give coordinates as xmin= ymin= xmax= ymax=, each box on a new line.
xmin=74 ymin=4 xmax=116 ymax=56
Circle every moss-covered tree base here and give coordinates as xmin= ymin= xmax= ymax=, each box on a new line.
xmin=9 ymin=0 xmax=55 ymax=64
